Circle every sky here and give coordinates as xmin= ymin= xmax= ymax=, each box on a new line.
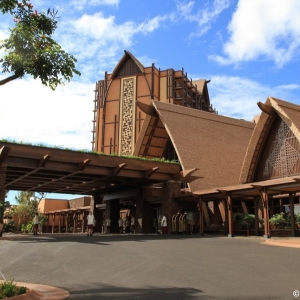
xmin=1 ymin=0 xmax=300 ymax=203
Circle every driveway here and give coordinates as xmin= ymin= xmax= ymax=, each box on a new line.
xmin=0 ymin=234 xmax=299 ymax=299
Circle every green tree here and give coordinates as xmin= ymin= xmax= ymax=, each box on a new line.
xmin=13 ymin=191 xmax=46 ymax=219
xmin=0 ymin=0 xmax=80 ymax=89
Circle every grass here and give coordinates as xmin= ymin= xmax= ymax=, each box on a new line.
xmin=0 ymin=138 xmax=180 ymax=164
xmin=0 ymin=280 xmax=27 ymax=299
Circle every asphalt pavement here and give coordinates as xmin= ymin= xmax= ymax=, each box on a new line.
xmin=0 ymin=233 xmax=299 ymax=300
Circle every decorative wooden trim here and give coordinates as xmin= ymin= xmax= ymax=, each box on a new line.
xmin=136 ymin=101 xmax=157 ymax=117
xmin=257 ymin=102 xmax=276 ymax=116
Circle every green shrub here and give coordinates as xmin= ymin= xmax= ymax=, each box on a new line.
xmin=3 ymin=222 xmax=16 ymax=233
xmin=0 ymin=280 xmax=27 ymax=299
xmin=269 ymin=213 xmax=288 ymax=229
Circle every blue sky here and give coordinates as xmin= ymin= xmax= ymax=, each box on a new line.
xmin=1 ymin=0 xmax=300 ymax=203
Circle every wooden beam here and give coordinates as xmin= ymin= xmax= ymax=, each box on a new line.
xmin=136 ymin=101 xmax=157 ymax=117
xmin=240 ymin=201 xmax=248 ymax=214
xmin=144 ymin=167 xmax=159 ymax=179
xmin=78 ymin=159 xmax=91 ymax=171
xmin=39 ymin=154 xmax=50 ymax=168
xmin=257 ymin=102 xmax=276 ymax=116
xmin=0 ymin=146 xmax=11 ymax=165
xmin=217 ymin=189 xmax=228 ymax=195
xmin=251 ymin=184 xmax=263 ymax=191
xmin=172 ymin=168 xmax=200 ymax=181
xmin=113 ymin=163 xmax=126 ymax=176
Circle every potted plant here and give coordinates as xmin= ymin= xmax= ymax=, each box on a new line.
xmin=295 ymin=214 xmax=300 ymax=229
xmin=269 ymin=213 xmax=287 ymax=229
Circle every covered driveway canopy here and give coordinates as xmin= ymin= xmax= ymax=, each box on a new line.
xmin=0 ymin=142 xmax=182 ymax=196
xmin=193 ymin=176 xmax=300 ymax=201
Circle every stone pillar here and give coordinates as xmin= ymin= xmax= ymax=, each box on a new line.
xmin=0 ymin=165 xmax=7 ymax=237
xmin=162 ymin=181 xmax=181 ymax=234
xmin=93 ymin=194 xmax=104 ymax=233
xmin=135 ymin=188 xmax=155 ymax=234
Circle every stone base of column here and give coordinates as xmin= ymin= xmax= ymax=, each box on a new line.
xmin=228 ymin=233 xmax=234 ymax=238
xmin=263 ymin=234 xmax=270 ymax=239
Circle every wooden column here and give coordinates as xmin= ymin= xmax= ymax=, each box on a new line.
xmin=254 ymin=197 xmax=259 ymax=236
xmin=73 ymin=212 xmax=76 ymax=233
xmin=58 ymin=214 xmax=61 ymax=233
xmin=162 ymin=181 xmax=182 ymax=234
xmin=47 ymin=214 xmax=50 ymax=233
xmin=82 ymin=211 xmax=86 ymax=233
xmin=262 ymin=190 xmax=270 ymax=238
xmin=218 ymin=190 xmax=233 ymax=237
xmin=198 ymin=197 xmax=204 ymax=235
xmin=52 ymin=214 xmax=55 ymax=234
xmin=289 ymin=193 xmax=296 ymax=237
xmin=0 ymin=165 xmax=7 ymax=237
xmin=279 ymin=198 xmax=283 ymax=213
xmin=93 ymin=194 xmax=104 ymax=233
xmin=252 ymin=185 xmax=270 ymax=238
xmin=227 ymin=195 xmax=233 ymax=237
xmin=66 ymin=214 xmax=69 ymax=233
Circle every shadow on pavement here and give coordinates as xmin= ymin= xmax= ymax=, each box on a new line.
xmin=68 ymin=283 xmax=207 ymax=300
xmin=1 ymin=233 xmax=224 ymax=245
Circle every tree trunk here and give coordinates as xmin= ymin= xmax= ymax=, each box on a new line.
xmin=0 ymin=73 xmax=21 ymax=86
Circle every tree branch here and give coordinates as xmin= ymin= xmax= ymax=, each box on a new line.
xmin=0 ymin=73 xmax=22 ymax=86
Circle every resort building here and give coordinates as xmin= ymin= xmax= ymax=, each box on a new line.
xmin=1 ymin=51 xmax=300 ymax=238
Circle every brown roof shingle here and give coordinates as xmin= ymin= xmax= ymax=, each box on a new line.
xmin=151 ymin=101 xmax=255 ymax=191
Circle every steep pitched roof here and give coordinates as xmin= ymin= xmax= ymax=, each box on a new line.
xmin=110 ymin=50 xmax=144 ymax=79
xmin=240 ymin=97 xmax=300 ymax=183
xmin=135 ymin=100 xmax=255 ymax=192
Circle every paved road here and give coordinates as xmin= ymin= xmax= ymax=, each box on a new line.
xmin=0 ymin=233 xmax=299 ymax=299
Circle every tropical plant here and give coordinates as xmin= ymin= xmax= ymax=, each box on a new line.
xmin=0 ymin=280 xmax=26 ymax=298
xmin=3 ymin=221 xmax=16 ymax=232
xmin=0 ymin=0 xmax=80 ymax=89
xmin=269 ymin=213 xmax=288 ymax=229
xmin=295 ymin=214 xmax=300 ymax=224
xmin=233 ymin=213 xmax=256 ymax=235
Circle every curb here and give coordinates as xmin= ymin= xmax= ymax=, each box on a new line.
xmin=0 ymin=281 xmax=69 ymax=299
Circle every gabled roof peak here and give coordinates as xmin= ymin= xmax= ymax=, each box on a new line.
xmin=110 ymin=50 xmax=144 ymax=79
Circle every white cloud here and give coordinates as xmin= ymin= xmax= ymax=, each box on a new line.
xmin=0 ymin=77 xmax=94 ymax=150
xmin=176 ymin=0 xmax=231 ymax=36
xmin=210 ymin=0 xmax=300 ymax=67
xmin=56 ymin=12 xmax=168 ymax=79
xmin=71 ymin=0 xmax=119 ymax=10
xmin=208 ymin=75 xmax=300 ymax=120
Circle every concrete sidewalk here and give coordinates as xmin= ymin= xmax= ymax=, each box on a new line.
xmin=0 ymin=280 xmax=69 ymax=299
xmin=262 ymin=236 xmax=300 ymax=248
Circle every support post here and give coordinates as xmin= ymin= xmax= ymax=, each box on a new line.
xmin=58 ymin=214 xmax=61 ymax=233
xmin=135 ymin=188 xmax=155 ymax=234
xmin=0 ymin=165 xmax=7 ymax=237
xmin=47 ymin=214 xmax=50 ymax=233
xmin=198 ymin=197 xmax=204 ymax=235
xmin=93 ymin=194 xmax=104 ymax=233
xmin=52 ymin=214 xmax=55 ymax=234
xmin=254 ymin=197 xmax=259 ymax=236
xmin=162 ymin=181 xmax=182 ymax=234
xmin=73 ymin=212 xmax=76 ymax=233
xmin=227 ymin=194 xmax=233 ymax=237
xmin=289 ymin=193 xmax=296 ymax=237
xmin=262 ymin=189 xmax=270 ymax=239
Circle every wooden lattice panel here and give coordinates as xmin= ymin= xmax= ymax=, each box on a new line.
xmin=258 ymin=119 xmax=300 ymax=180
xmin=119 ymin=77 xmax=136 ymax=155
